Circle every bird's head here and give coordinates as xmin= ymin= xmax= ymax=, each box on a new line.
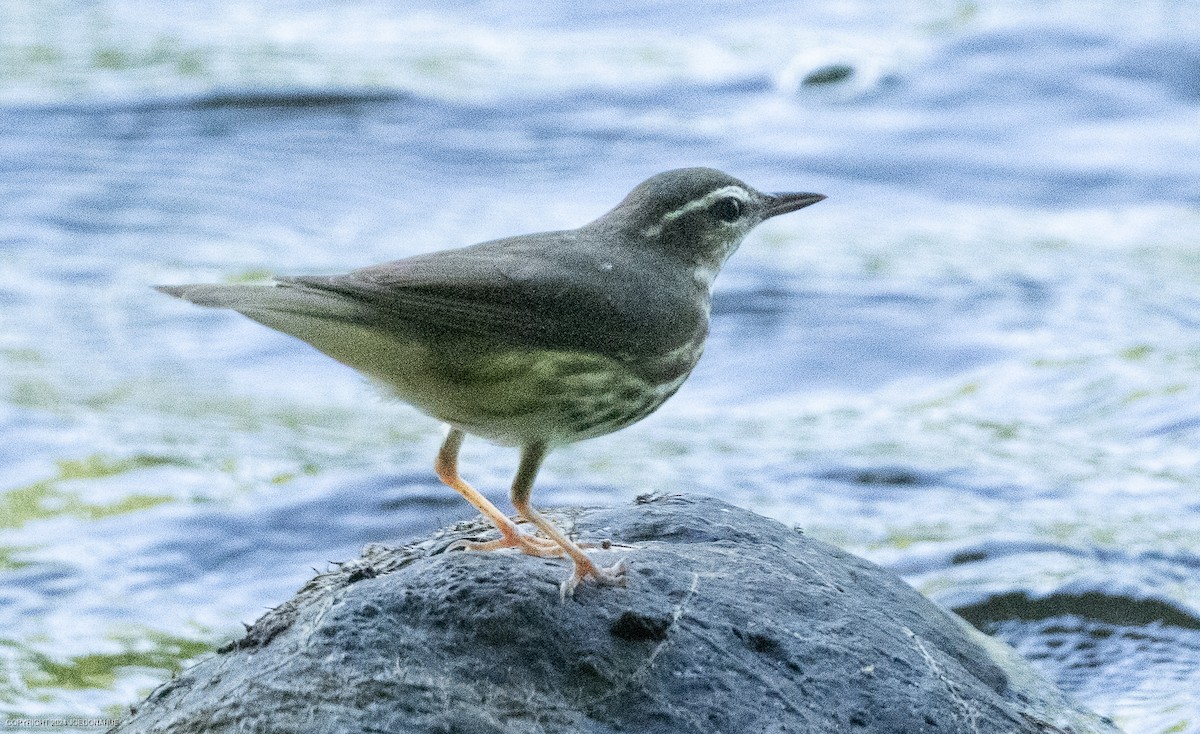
xmin=597 ymin=167 xmax=825 ymax=285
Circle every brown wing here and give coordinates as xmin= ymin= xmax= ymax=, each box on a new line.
xmin=278 ymin=230 xmax=705 ymax=364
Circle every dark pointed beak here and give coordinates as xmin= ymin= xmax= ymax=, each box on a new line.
xmin=764 ymin=192 xmax=826 ymax=219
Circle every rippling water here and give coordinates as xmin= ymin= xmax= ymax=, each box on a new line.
xmin=2 ymin=1 xmax=1198 ymax=731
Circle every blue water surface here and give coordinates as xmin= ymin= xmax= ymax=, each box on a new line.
xmin=1 ymin=1 xmax=1198 ymax=731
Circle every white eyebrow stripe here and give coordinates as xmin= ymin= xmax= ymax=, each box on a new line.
xmin=642 ymin=185 xmax=750 ymax=238
xmin=660 ymin=185 xmax=750 ymax=224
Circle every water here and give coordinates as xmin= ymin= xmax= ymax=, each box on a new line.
xmin=2 ymin=1 xmax=1199 ymax=731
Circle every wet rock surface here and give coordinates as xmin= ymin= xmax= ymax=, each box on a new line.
xmin=113 ymin=494 xmax=1121 ymax=734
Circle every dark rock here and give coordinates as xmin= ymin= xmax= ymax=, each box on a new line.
xmin=112 ymin=494 xmax=1121 ymax=734
xmin=802 ymin=63 xmax=856 ymax=86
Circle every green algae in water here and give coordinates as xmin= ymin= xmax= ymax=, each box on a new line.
xmin=0 ymin=455 xmax=183 ymax=529
xmin=0 ymin=546 xmax=35 ymax=571
xmin=7 ymin=379 xmax=63 ymax=411
xmin=37 ymin=638 xmax=212 ymax=690
xmin=1120 ymin=344 xmax=1154 ymax=361
xmin=4 ymin=630 xmax=214 ymax=701
xmin=880 ymin=522 xmax=956 ymax=550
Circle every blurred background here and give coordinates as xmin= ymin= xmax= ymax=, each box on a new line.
xmin=1 ymin=1 xmax=1198 ymax=731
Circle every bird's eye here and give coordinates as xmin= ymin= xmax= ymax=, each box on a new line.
xmin=710 ymin=197 xmax=743 ymax=223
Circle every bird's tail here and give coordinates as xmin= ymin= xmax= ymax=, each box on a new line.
xmin=155 ymin=282 xmax=412 ymax=381
xmin=155 ymin=283 xmax=366 ymax=323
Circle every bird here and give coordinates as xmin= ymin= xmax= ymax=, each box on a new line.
xmin=158 ymin=167 xmax=825 ymax=597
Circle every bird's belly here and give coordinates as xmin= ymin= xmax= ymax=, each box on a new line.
xmin=378 ymin=343 xmax=696 ymax=447
xmin=279 ymin=317 xmax=699 ymax=446
xmin=420 ymin=347 xmax=696 ymax=443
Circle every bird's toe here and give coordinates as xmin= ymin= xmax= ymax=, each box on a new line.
xmin=559 ymin=557 xmax=628 ymax=600
xmin=450 ymin=532 xmax=566 ymax=557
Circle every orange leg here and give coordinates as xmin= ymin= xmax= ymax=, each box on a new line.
xmin=436 ymin=428 xmax=562 ymax=557
xmin=511 ymin=442 xmax=627 ymax=599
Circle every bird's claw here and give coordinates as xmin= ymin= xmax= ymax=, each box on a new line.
xmin=560 ymin=557 xmax=628 ymax=601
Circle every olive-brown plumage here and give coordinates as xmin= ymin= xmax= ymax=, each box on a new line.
xmin=159 ymin=167 xmax=824 ymax=596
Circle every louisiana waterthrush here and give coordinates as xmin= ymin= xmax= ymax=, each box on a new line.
xmin=159 ymin=167 xmax=824 ymax=596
